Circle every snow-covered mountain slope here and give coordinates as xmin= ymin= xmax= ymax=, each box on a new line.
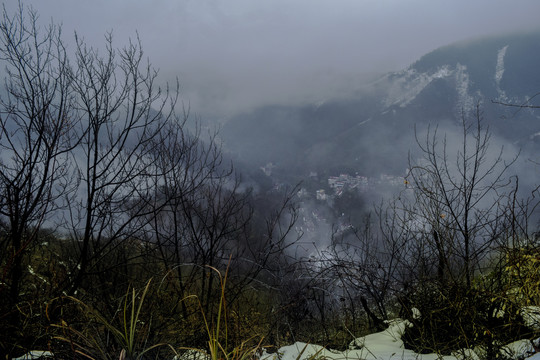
xmin=220 ymin=30 xmax=540 ymax=179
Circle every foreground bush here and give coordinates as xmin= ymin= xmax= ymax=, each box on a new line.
xmin=403 ymin=284 xmax=533 ymax=357
xmin=402 ymin=246 xmax=540 ymax=358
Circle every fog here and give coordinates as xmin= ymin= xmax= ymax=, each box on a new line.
xmin=5 ymin=0 xmax=540 ymax=117
xmin=3 ymin=1 xmax=540 ymax=255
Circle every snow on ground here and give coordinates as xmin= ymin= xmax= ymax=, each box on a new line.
xmin=12 ymin=351 xmax=53 ymax=359
xmin=261 ymin=319 xmax=540 ymax=360
xmin=15 ymin=317 xmax=540 ymax=359
xmin=263 ymin=320 xmax=457 ymax=360
xmin=522 ymin=306 xmax=540 ymax=330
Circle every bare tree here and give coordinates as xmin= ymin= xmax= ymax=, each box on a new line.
xmin=404 ymin=106 xmax=517 ymax=287
xmin=139 ymin=117 xmax=303 ymax=346
xmin=316 ymin=211 xmax=412 ymax=334
xmin=0 ymin=5 xmax=80 ymax=356
xmin=0 ymin=4 xmax=304 ymax=355
xmin=64 ymin=32 xmax=176 ymax=295
xmin=492 ymin=92 xmax=540 ymax=109
xmin=148 ymin=117 xmax=250 ymax=314
xmin=388 ymin=106 xmax=540 ymax=355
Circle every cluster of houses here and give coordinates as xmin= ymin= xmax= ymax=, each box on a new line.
xmin=296 ymin=172 xmax=406 ymax=201
xmin=293 ymin=172 xmax=407 ymax=241
xmin=327 ymin=174 xmax=370 ymax=196
xmin=326 ymin=173 xmax=404 ymax=197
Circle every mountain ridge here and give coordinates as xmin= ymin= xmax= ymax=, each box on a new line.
xmin=219 ymin=30 xmax=540 ymax=183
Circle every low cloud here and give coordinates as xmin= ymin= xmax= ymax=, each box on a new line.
xmin=6 ymin=0 xmax=540 ymax=116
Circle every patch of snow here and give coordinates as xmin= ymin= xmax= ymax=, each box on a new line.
xmin=522 ymin=306 xmax=540 ymax=330
xmin=13 ymin=351 xmax=53 ymax=359
xmin=173 ymin=349 xmax=210 ymax=360
xmin=357 ymin=118 xmax=372 ymax=126
xmin=384 ymin=66 xmax=452 ymax=108
xmin=261 ymin=342 xmax=327 ymax=360
xmin=495 ymin=45 xmax=509 ymax=101
xmin=529 ymin=132 xmax=540 ymax=140
xmin=502 ymin=339 xmax=536 ymax=359
xmin=495 ymin=45 xmax=509 ymax=85
xmin=383 ymin=63 xmax=485 ymax=119
xmin=454 ymin=63 xmax=476 ymax=115
xmin=27 ymin=265 xmax=48 ymax=284
xmin=264 ymin=320 xmax=459 ymax=360
xmin=450 ymin=348 xmax=481 ymax=360
xmin=262 ymin=320 xmax=540 ymax=360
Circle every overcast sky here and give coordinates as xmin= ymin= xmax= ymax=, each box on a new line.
xmin=4 ymin=0 xmax=540 ymax=116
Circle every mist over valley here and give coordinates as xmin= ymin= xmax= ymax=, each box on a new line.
xmin=216 ymin=31 xmax=540 ymax=250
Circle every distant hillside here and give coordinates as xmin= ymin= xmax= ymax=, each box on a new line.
xmin=220 ymin=30 xmax=540 ymax=183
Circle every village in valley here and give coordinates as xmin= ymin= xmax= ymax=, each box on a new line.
xmin=260 ymin=162 xmax=409 ymax=244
